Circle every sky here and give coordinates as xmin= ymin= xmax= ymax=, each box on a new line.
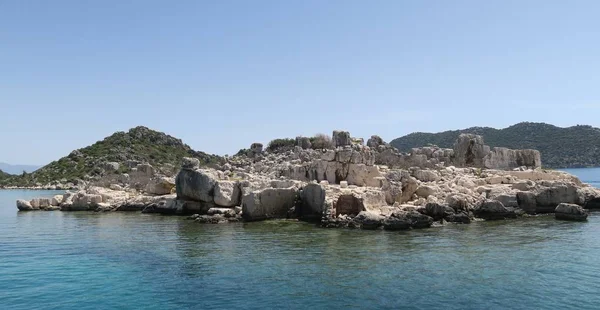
xmin=1 ymin=0 xmax=600 ymax=165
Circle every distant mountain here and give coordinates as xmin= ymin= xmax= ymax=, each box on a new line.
xmin=0 ymin=163 xmax=41 ymax=175
xmin=0 ymin=126 xmax=222 ymax=187
xmin=390 ymin=122 xmax=600 ymax=168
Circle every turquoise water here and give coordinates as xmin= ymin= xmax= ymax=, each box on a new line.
xmin=2 ymin=169 xmax=600 ymax=309
xmin=562 ymin=167 xmax=600 ymax=188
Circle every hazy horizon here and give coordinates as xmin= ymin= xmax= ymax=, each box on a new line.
xmin=3 ymin=1 xmax=600 ymax=165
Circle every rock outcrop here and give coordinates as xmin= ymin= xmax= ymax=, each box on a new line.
xmin=15 ymin=129 xmax=600 ymax=232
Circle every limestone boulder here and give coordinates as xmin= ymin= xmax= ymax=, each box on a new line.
xmin=399 ymin=175 xmax=419 ymax=204
xmin=416 ymin=185 xmax=438 ymax=198
xmin=516 ymin=191 xmax=537 ymax=214
xmin=423 ymin=202 xmax=455 ymax=220
xmin=411 ymin=168 xmax=439 ymax=182
xmin=492 ymin=194 xmax=518 ymax=208
xmin=346 ymin=164 xmax=381 ymax=187
xmin=30 ymin=198 xmax=51 ymax=209
xmin=332 ymin=130 xmax=351 ymax=148
xmin=16 ymin=199 xmax=34 ymax=211
xmin=320 ymin=150 xmax=336 ymax=161
xmin=63 ymin=193 xmax=103 ymax=211
xmin=51 ymin=195 xmax=64 ymax=206
xmin=445 ymin=194 xmax=472 ymax=211
xmin=182 ymin=157 xmax=200 ymax=170
xmin=382 ymin=181 xmax=402 ymax=205
xmin=452 ymin=134 xmax=490 ymax=167
xmin=576 ymin=187 xmax=600 ymax=209
xmin=145 ymin=177 xmax=176 ymax=195
xmin=382 ymin=216 xmax=412 ymax=231
xmin=300 ymin=183 xmax=326 ymax=220
xmin=391 ymin=211 xmax=434 ymax=229
xmin=333 ymin=194 xmax=366 ymax=216
xmin=242 ymin=187 xmax=298 ymax=221
xmin=60 ymin=192 xmax=75 ymax=207
xmin=366 ymin=135 xmax=386 ymax=148
xmin=555 ymin=203 xmax=588 ymax=221
xmin=140 ymin=198 xmax=180 ymax=214
xmin=176 ymin=169 xmax=219 ymax=203
xmin=446 ymin=211 xmax=472 ymax=224
xmin=535 ymin=182 xmax=579 ymax=213
xmin=352 ymin=211 xmax=384 ymax=230
xmin=512 ymin=180 xmax=535 ymax=191
xmin=213 ymin=181 xmax=242 ymax=207
xmin=484 ymin=148 xmax=541 ymax=170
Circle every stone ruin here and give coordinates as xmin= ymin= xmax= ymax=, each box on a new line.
xmin=22 ymin=128 xmax=593 ymax=232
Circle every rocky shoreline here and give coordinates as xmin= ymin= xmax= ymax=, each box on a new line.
xmin=15 ymin=131 xmax=600 ymax=229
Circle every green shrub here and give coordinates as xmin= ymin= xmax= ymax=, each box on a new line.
xmin=310 ymin=133 xmax=333 ymax=149
xmin=267 ymin=138 xmax=296 ymax=152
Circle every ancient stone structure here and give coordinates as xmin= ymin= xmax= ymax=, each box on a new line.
xmin=16 ymin=129 xmax=598 ymax=231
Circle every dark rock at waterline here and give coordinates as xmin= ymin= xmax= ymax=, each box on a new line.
xmin=422 ymin=202 xmax=455 ymax=220
xmin=555 ymin=203 xmax=588 ymax=221
xmin=353 ymin=211 xmax=384 ymax=230
xmin=389 ymin=211 xmax=434 ymax=229
xmin=446 ymin=211 xmax=472 ymax=224
xmin=474 ymin=200 xmax=517 ymax=220
xmin=516 ymin=191 xmax=537 ymax=214
xmin=382 ymin=216 xmax=411 ymax=231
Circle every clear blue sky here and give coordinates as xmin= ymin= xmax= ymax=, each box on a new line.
xmin=2 ymin=0 xmax=599 ymax=165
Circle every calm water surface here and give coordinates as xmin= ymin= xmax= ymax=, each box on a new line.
xmin=1 ymin=169 xmax=600 ymax=309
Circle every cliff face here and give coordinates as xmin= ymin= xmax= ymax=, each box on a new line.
xmin=390 ymin=122 xmax=600 ymax=168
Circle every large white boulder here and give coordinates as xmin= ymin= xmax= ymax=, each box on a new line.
xmin=51 ymin=195 xmax=64 ymax=206
xmin=145 ymin=177 xmax=176 ymax=195
xmin=213 ymin=181 xmax=242 ymax=207
xmin=175 ymin=169 xmax=219 ymax=202
xmin=16 ymin=199 xmax=34 ymax=211
xmin=242 ymin=187 xmax=298 ymax=221
xmin=30 ymin=198 xmax=51 ymax=209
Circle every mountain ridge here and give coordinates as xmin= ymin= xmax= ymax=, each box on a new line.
xmin=0 ymin=163 xmax=41 ymax=175
xmin=390 ymin=122 xmax=600 ymax=168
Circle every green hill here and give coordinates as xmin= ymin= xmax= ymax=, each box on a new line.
xmin=390 ymin=122 xmax=600 ymax=168
xmin=0 ymin=126 xmax=221 ymax=187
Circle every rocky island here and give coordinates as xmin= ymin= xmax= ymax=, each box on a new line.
xmin=14 ymin=129 xmax=600 ymax=230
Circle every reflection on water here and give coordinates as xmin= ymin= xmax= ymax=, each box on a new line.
xmin=2 ymin=186 xmax=600 ymax=309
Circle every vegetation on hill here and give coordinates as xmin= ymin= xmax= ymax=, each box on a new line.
xmin=0 ymin=169 xmax=10 ymax=181
xmin=390 ymin=122 xmax=600 ymax=168
xmin=0 ymin=126 xmax=221 ymax=187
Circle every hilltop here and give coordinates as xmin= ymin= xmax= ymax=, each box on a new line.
xmin=0 ymin=126 xmax=221 ymax=187
xmin=390 ymin=122 xmax=600 ymax=168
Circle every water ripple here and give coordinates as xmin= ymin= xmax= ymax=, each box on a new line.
xmin=2 ymin=190 xmax=600 ymax=309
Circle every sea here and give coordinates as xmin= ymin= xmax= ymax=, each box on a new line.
xmin=1 ymin=168 xmax=600 ymax=310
